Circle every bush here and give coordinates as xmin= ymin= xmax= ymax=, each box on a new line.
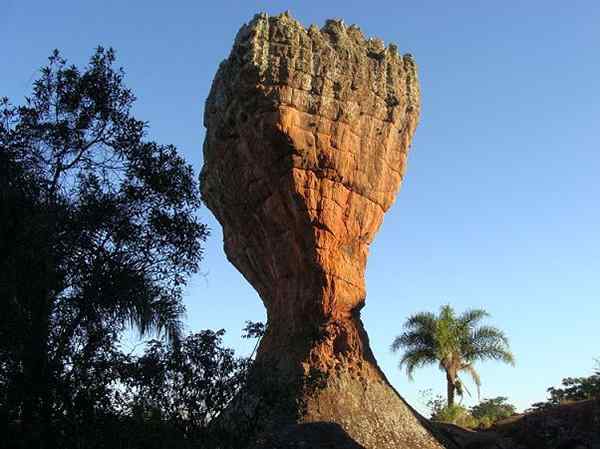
xmin=422 ymin=392 xmax=478 ymax=428
xmin=470 ymin=396 xmax=516 ymax=427
xmin=432 ymin=404 xmax=479 ymax=428
xmin=423 ymin=390 xmax=517 ymax=429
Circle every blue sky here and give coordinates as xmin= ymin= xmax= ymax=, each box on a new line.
xmin=3 ymin=0 xmax=599 ymax=414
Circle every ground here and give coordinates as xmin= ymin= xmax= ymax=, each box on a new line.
xmin=434 ymin=399 xmax=600 ymax=449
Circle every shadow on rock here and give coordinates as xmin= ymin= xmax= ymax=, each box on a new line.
xmin=249 ymin=422 xmax=368 ymax=449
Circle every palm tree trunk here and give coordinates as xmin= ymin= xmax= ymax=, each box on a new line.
xmin=446 ymin=373 xmax=455 ymax=407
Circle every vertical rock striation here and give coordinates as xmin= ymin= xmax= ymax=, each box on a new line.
xmin=201 ymin=12 xmax=449 ymax=449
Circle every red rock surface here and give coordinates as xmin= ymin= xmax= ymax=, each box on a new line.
xmin=201 ymin=12 xmax=450 ymax=449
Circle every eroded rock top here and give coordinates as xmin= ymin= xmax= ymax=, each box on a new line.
xmin=203 ymin=11 xmax=420 ymax=212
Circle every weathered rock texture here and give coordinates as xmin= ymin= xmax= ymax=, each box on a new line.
xmin=201 ymin=12 xmax=448 ymax=449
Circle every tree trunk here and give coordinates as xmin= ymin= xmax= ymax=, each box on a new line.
xmin=446 ymin=373 xmax=456 ymax=407
xmin=21 ymin=265 xmax=54 ymax=449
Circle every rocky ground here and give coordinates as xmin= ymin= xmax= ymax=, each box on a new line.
xmin=435 ymin=399 xmax=600 ymax=449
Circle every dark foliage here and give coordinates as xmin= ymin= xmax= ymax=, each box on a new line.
xmin=0 ymin=47 xmax=208 ymax=447
xmin=529 ymin=361 xmax=600 ymax=411
xmin=0 ymin=47 xmax=305 ymax=449
xmin=241 ymin=320 xmax=266 ymax=340
xmin=2 ymin=328 xmax=253 ymax=449
xmin=122 ymin=330 xmax=249 ymax=441
xmin=116 ymin=330 xmax=251 ymax=449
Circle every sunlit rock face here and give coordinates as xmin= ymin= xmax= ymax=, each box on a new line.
xmin=201 ymin=12 xmax=448 ymax=449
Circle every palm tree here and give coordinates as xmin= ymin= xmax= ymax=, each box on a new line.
xmin=391 ymin=304 xmax=515 ymax=407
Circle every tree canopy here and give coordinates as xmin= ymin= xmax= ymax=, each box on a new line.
xmin=0 ymin=47 xmax=208 ymax=446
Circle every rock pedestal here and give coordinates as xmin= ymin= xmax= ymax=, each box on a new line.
xmin=201 ymin=12 xmax=449 ymax=449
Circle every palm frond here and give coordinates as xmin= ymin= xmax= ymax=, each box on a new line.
xmin=472 ymin=325 xmax=510 ymax=346
xmin=458 ymin=308 xmax=489 ymax=328
xmin=390 ymin=328 xmax=435 ymax=353
xmin=404 ymin=311 xmax=437 ymax=331
xmin=123 ymin=286 xmax=185 ymax=346
xmin=455 ymin=377 xmax=470 ymax=399
xmin=150 ymin=294 xmax=185 ymax=345
xmin=462 ymin=363 xmax=481 ymax=399
xmin=399 ymin=348 xmax=437 ymax=380
xmin=477 ymin=345 xmax=515 ymax=365
xmin=462 ymin=325 xmax=515 ymax=366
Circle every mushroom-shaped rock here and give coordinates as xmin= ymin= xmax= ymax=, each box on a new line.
xmin=201 ymin=12 xmax=450 ymax=449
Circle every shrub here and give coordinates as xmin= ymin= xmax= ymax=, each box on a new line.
xmin=432 ymin=404 xmax=479 ymax=428
xmin=422 ymin=392 xmax=479 ymax=428
xmin=470 ymin=396 xmax=516 ymax=427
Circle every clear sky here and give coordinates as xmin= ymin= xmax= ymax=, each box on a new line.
xmin=3 ymin=0 xmax=599 ymax=414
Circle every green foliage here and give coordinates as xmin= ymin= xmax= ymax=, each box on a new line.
xmin=422 ymin=391 xmax=478 ymax=428
xmin=470 ymin=396 xmax=516 ymax=427
xmin=421 ymin=389 xmax=445 ymax=414
xmin=422 ymin=390 xmax=516 ymax=429
xmin=391 ymin=304 xmax=514 ymax=406
xmin=0 ymin=47 xmax=207 ymax=447
xmin=529 ymin=360 xmax=600 ymax=411
xmin=433 ymin=404 xmax=479 ymax=428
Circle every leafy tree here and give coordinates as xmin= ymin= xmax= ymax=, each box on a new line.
xmin=0 ymin=47 xmax=207 ymax=444
xmin=2 ymin=326 xmax=255 ymax=449
xmin=391 ymin=304 xmax=515 ymax=406
xmin=122 ymin=330 xmax=250 ymax=444
xmin=241 ymin=320 xmax=266 ymax=340
xmin=242 ymin=320 xmax=266 ymax=359
xmin=470 ymin=396 xmax=516 ymax=427
xmin=529 ymin=360 xmax=600 ymax=411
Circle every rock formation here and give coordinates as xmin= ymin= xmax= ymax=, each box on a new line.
xmin=201 ymin=12 xmax=449 ymax=449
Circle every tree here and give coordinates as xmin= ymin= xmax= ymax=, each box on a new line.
xmin=0 ymin=47 xmax=207 ymax=444
xmin=470 ymin=396 xmax=516 ymax=427
xmin=121 ymin=330 xmax=250 ymax=445
xmin=529 ymin=359 xmax=600 ymax=411
xmin=391 ymin=304 xmax=515 ymax=406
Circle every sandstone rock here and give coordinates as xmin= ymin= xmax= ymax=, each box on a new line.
xmin=201 ymin=12 xmax=450 ymax=449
